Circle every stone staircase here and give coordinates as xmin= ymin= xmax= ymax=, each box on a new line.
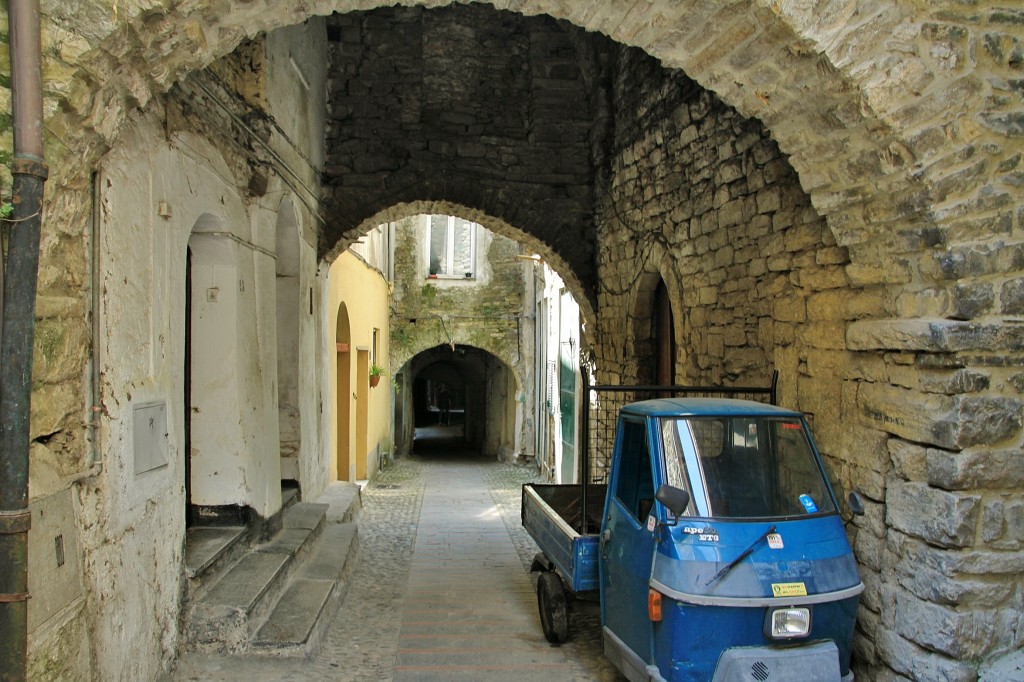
xmin=182 ymin=483 xmax=361 ymax=657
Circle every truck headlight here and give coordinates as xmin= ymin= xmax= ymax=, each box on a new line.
xmin=766 ymin=607 xmax=811 ymax=639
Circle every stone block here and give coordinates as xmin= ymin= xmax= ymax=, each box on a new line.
xmin=953 ymin=281 xmax=995 ymax=319
xmin=894 ymin=590 xmax=996 ymax=660
xmin=772 ymin=296 xmax=805 ymax=322
xmin=755 ymin=187 xmax=781 ymax=214
xmin=887 ymin=365 xmax=990 ymax=395
xmin=887 ymin=480 xmax=980 ymax=548
xmin=846 ymin=260 xmax=913 ymax=285
xmin=859 ymin=382 xmax=1022 ymax=450
xmin=889 ymin=439 xmax=928 ymax=482
xmin=875 ymin=630 xmax=979 ymax=682
xmin=981 ymin=496 xmax=1024 ymax=549
xmin=945 ymin=451 xmax=1024 ymax=496
xmin=800 ymin=266 xmax=848 ymax=290
xmin=895 ymin=537 xmax=1015 ymax=607
xmin=805 ymin=349 xmax=886 ymax=382
xmin=797 ymin=321 xmax=846 ymax=350
xmin=855 ymin=527 xmax=884 ymax=572
xmin=1001 ymin=277 xmax=1024 ymax=314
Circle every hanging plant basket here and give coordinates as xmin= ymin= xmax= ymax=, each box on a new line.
xmin=369 ymin=364 xmax=386 ymax=388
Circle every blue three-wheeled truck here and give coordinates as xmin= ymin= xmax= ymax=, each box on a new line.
xmin=523 ymin=380 xmax=864 ymax=681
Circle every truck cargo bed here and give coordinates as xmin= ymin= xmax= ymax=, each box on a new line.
xmin=522 ymin=483 xmax=606 ymax=593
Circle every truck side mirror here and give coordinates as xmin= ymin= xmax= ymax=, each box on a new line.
xmin=656 ymin=484 xmax=691 ymax=518
xmin=847 ymin=491 xmax=865 ymax=517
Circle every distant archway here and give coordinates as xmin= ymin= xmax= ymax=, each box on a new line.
xmin=398 ymin=345 xmax=520 ymax=461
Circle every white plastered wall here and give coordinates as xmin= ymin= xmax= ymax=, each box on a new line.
xmin=265 ymin=19 xmax=330 ymax=500
xmin=87 ymin=116 xmax=284 ymax=679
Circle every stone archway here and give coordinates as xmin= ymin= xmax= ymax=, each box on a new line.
xmin=18 ymin=2 xmax=1024 ymax=680
xmin=42 ymin=1 xmax=1013 ymax=273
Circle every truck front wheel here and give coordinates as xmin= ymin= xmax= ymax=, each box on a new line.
xmin=537 ymin=571 xmax=569 ymax=643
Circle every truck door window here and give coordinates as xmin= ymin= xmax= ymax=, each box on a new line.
xmin=660 ymin=419 xmax=694 ymax=515
xmin=614 ymin=419 xmax=655 ymax=524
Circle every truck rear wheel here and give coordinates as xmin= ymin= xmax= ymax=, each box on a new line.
xmin=537 ymin=571 xmax=569 ymax=643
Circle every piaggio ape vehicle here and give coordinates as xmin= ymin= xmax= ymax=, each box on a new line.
xmin=522 ymin=378 xmax=863 ymax=682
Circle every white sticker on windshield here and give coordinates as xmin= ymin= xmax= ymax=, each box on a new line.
xmin=767 ymin=533 xmax=784 ymax=550
xmin=647 ymin=515 xmax=656 ymax=532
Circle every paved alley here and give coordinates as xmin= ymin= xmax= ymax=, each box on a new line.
xmin=169 ymin=454 xmax=623 ymax=682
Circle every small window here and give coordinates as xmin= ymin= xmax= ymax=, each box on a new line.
xmin=426 ymin=215 xmax=476 ymax=279
xmin=614 ymin=418 xmax=655 ymax=523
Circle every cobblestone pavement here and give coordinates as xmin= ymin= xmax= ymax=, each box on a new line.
xmin=169 ymin=454 xmax=625 ymax=681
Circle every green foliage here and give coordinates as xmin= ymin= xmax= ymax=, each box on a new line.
xmin=392 ymin=327 xmax=411 ymax=347
xmin=369 ymin=363 xmax=386 ymax=378
xmin=420 ymin=282 xmax=437 ymax=302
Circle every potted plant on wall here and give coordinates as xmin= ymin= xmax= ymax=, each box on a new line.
xmin=369 ymin=363 xmax=386 ymax=388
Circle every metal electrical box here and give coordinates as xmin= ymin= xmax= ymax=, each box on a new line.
xmin=133 ymin=400 xmax=168 ymax=475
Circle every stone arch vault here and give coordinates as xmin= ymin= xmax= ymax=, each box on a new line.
xmin=8 ymin=1 xmax=1024 ymax=680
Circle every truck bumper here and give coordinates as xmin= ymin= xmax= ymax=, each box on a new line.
xmin=711 ymin=640 xmax=844 ymax=681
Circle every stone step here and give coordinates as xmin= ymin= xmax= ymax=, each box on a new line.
xmin=187 ymin=552 xmax=291 ymax=652
xmin=250 ymin=522 xmax=361 ymax=656
xmin=314 ymin=482 xmax=362 ymax=524
xmin=301 ymin=522 xmax=360 ymax=582
xmin=184 ymin=526 xmax=247 ymax=580
xmin=183 ymin=490 xmax=360 ymax=657
xmin=252 ymin=578 xmax=335 ymax=653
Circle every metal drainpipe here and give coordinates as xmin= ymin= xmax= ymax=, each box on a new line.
xmin=86 ymin=172 xmax=102 ymax=475
xmin=0 ymin=0 xmax=48 ymax=680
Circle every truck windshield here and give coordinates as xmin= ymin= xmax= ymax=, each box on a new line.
xmin=661 ymin=416 xmax=836 ymax=519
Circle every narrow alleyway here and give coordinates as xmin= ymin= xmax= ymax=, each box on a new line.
xmin=169 ymin=455 xmax=623 ymax=681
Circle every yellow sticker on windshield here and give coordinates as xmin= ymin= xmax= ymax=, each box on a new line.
xmin=771 ymin=582 xmax=808 ymax=597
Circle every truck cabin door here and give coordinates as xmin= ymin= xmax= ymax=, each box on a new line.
xmin=601 ymin=416 xmax=657 ymax=669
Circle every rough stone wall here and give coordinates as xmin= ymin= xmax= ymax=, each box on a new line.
xmin=595 ymin=45 xmax=1024 ymax=679
xmin=0 ymin=1 xmax=1022 ymax=680
xmin=390 ymin=215 xmax=528 ymax=376
xmin=15 ymin=30 xmax=326 ymax=680
xmin=323 ymin=5 xmax=607 ymax=304
xmin=389 ymin=214 xmax=531 ymax=458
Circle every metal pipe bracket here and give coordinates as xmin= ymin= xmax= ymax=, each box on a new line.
xmin=0 ymin=510 xmax=31 ymax=534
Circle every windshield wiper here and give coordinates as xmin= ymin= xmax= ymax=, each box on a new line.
xmin=705 ymin=525 xmax=777 ymax=587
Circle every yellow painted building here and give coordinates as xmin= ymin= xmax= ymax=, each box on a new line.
xmin=327 ymin=239 xmax=392 ymax=483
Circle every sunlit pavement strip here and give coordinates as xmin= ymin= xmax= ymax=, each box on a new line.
xmin=392 ymin=460 xmax=575 ymax=681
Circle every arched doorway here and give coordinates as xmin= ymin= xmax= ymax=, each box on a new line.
xmin=335 ymin=303 xmax=352 ymax=481
xmin=275 ymin=199 xmax=301 ymax=483
xmin=653 ymin=278 xmax=676 ymax=387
